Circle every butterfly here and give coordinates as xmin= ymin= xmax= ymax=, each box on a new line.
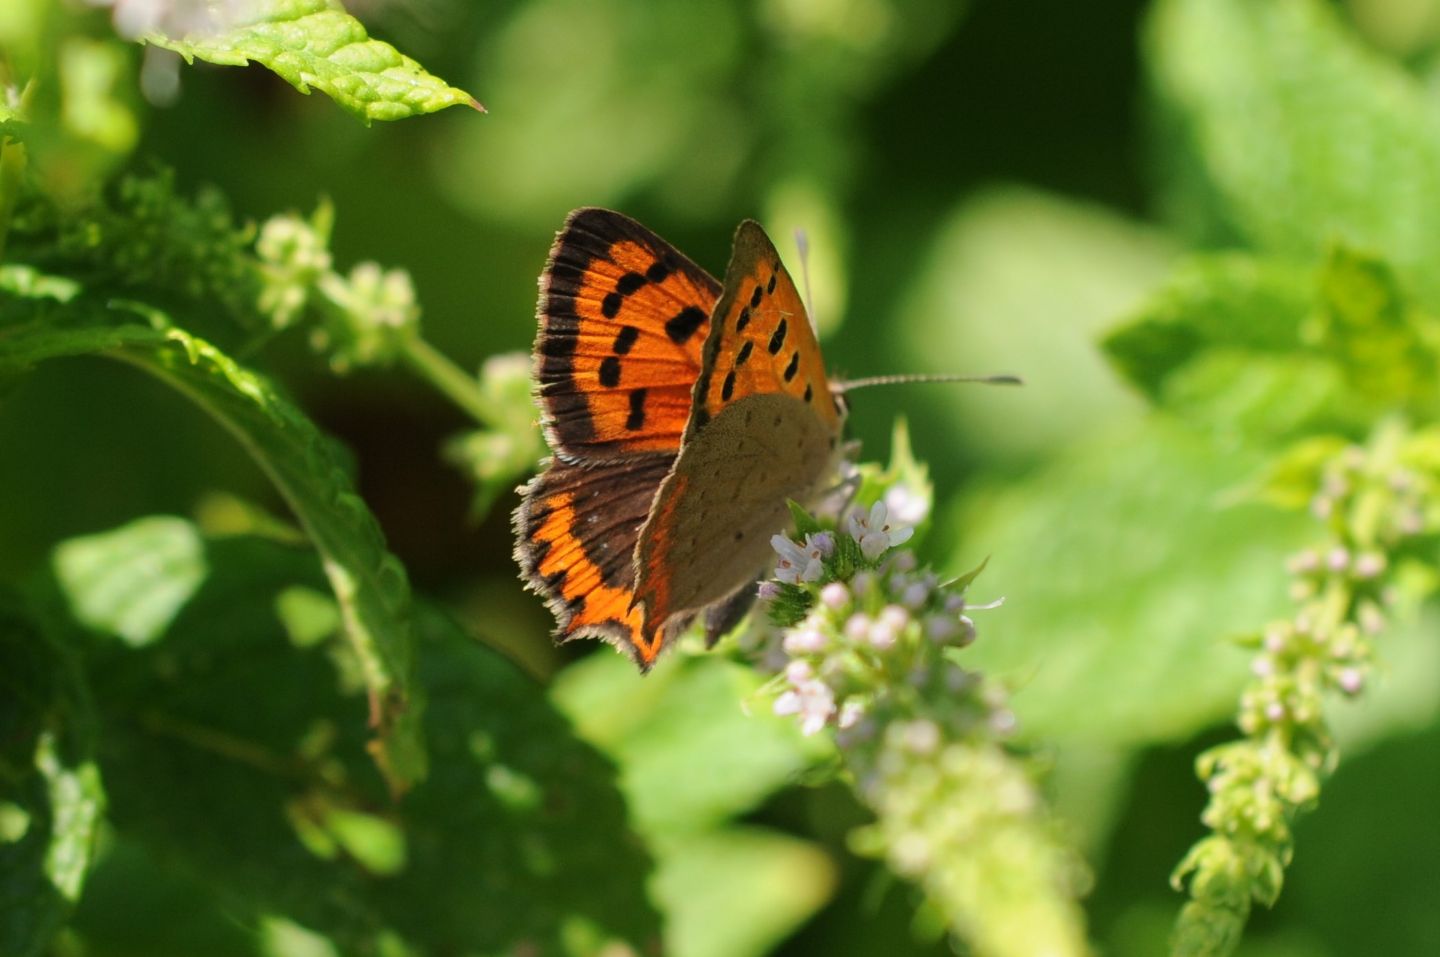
xmin=513 ymin=208 xmax=846 ymax=671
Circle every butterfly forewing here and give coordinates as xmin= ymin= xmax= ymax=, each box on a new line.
xmin=691 ymin=221 xmax=841 ymax=435
xmin=537 ymin=208 xmax=722 ymax=459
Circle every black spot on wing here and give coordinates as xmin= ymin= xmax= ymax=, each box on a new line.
xmin=769 ymin=318 xmax=787 ymax=355
xmin=736 ymin=340 xmax=753 ymax=367
xmin=783 ymin=351 xmax=799 ymax=381
xmin=665 ymin=306 xmax=707 ymax=344
xmin=721 ymin=370 xmax=736 ymax=402
xmin=627 ymin=388 xmax=648 ymax=430
xmin=736 ymin=307 xmax=750 ymax=331
xmin=750 ymin=285 xmax=763 ymax=309
xmin=599 ymin=356 xmax=621 ymax=387
xmin=613 ymin=325 xmax=639 ymax=354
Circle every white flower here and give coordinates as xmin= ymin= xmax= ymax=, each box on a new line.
xmin=771 ymin=534 xmax=824 ymax=584
xmin=783 ymin=625 xmax=828 ymax=655
xmin=756 ymin=581 xmax=782 ymax=600
xmin=837 ymin=699 xmax=865 ymax=729
xmin=846 ymin=501 xmax=914 ymax=560
xmin=774 ymin=678 xmax=836 ymax=735
xmin=884 ymin=481 xmax=930 ymax=526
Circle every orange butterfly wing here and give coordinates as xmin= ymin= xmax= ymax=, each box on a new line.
xmin=535 ymin=207 xmax=720 ymax=458
xmin=630 ymin=221 xmax=845 ymax=647
xmin=692 ymin=221 xmax=843 ymax=433
xmin=517 ymin=209 xmax=721 ymax=668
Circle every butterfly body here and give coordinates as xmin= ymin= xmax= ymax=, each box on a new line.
xmin=514 ymin=209 xmax=843 ymax=670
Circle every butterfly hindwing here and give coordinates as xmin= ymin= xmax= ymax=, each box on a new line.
xmin=691 ymin=221 xmax=842 ymax=434
xmin=632 ymin=392 xmax=839 ymax=643
xmin=513 ymin=453 xmax=678 ymax=667
xmin=537 ymin=208 xmax=722 ymax=459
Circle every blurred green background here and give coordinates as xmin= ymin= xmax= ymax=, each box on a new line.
xmin=3 ymin=1 xmax=1438 ymax=955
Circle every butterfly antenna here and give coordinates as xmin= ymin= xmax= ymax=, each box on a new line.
xmin=794 ymin=228 xmax=819 ymax=332
xmin=835 ymin=372 xmax=1024 ymax=392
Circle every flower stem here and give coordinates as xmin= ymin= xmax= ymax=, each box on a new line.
xmin=397 ymin=333 xmax=497 ymax=425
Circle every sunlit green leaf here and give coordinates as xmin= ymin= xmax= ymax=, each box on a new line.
xmin=0 ymin=300 xmax=425 ymax=790
xmin=72 ymin=527 xmax=659 ymax=954
xmin=52 ymin=516 xmax=207 ymax=647
xmin=143 ymin=0 xmax=478 ymax=124
xmin=0 ymin=594 xmax=105 ymax=957
xmin=654 ymin=827 xmax=836 ymax=957
xmin=1147 ymin=0 xmax=1440 ymax=308
xmin=1103 ymin=254 xmax=1314 ymax=399
xmin=552 ymin=650 xmax=827 ymax=835
xmin=947 ymin=420 xmax=1310 ymax=746
xmin=1313 ymin=247 xmax=1440 ymax=411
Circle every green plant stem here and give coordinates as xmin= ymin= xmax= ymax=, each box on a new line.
xmin=398 ymin=333 xmax=497 ymax=425
xmin=0 ymin=138 xmax=26 ymax=263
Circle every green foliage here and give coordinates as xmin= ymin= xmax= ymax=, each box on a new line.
xmin=0 ymin=304 xmax=426 ymax=792
xmin=142 ymin=0 xmax=478 ymax=123
xmin=0 ymin=594 xmax=105 ymax=957
xmin=2 ymin=1 xmax=1438 ymax=956
xmin=1147 ymin=0 xmax=1440 ymax=307
xmin=54 ymin=520 xmax=658 ymax=955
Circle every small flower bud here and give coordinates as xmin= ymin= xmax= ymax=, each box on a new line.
xmin=784 ymin=660 xmax=814 ymax=685
xmin=844 ymin=613 xmax=873 ymax=643
xmin=1336 ymin=667 xmax=1364 ymax=695
xmin=902 ymin=720 xmax=941 ymax=755
xmin=1352 ymin=552 xmax=1386 ymax=580
xmin=757 ymin=581 xmax=781 ymax=601
xmin=901 ymin=581 xmax=930 ymax=609
xmin=783 ymin=627 xmax=828 ymax=655
xmin=819 ymin=581 xmax=850 ymax=610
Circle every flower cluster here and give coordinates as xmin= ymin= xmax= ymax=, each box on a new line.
xmin=760 ymin=501 xmax=986 ymax=740
xmin=751 ymin=498 xmax=1089 ymax=957
xmin=1173 ymin=421 xmax=1440 ymax=952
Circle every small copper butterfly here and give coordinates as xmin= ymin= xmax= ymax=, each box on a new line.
xmin=513 ymin=208 xmax=846 ymax=670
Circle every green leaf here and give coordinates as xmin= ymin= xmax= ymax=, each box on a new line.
xmin=1146 ymin=0 xmax=1440 ymax=308
xmin=786 ymin=500 xmax=825 ymax=538
xmin=71 ymin=527 xmax=659 ymax=954
xmin=1247 ymin=435 xmax=1351 ymax=510
xmin=653 ymin=828 xmax=836 ymax=957
xmin=1103 ymin=254 xmax=1315 ymax=399
xmin=8 ymin=171 xmax=272 ymax=335
xmin=947 ymin=420 xmax=1310 ymax=747
xmin=52 ymin=516 xmax=207 ymax=647
xmin=551 ymin=651 xmax=827 ymax=835
xmin=0 ymin=593 xmax=105 ymax=957
xmin=142 ymin=0 xmax=479 ymax=124
xmin=1312 ymin=247 xmax=1440 ymax=411
xmin=0 ymin=301 xmax=424 ymax=791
